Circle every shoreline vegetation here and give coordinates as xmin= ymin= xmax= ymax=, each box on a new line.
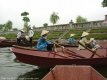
xmin=0 ymin=27 xmax=107 ymax=40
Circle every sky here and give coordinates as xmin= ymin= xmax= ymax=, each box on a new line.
xmin=0 ymin=0 xmax=107 ymax=29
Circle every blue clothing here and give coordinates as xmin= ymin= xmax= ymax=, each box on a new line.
xmin=68 ymin=37 xmax=76 ymax=45
xmin=36 ymin=34 xmax=53 ymax=51
xmin=36 ymin=38 xmax=48 ymax=50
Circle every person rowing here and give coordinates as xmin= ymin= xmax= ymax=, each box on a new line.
xmin=77 ymin=31 xmax=90 ymax=50
xmin=67 ymin=33 xmax=76 ymax=45
xmin=36 ymin=30 xmax=53 ymax=51
xmin=89 ymin=38 xmax=101 ymax=51
xmin=17 ymin=30 xmax=26 ymax=44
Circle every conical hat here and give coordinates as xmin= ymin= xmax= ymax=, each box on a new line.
xmin=41 ymin=30 xmax=49 ymax=36
xmin=20 ymin=29 xmax=24 ymax=32
xmin=90 ymin=38 xmax=94 ymax=41
xmin=81 ymin=32 xmax=89 ymax=37
xmin=70 ymin=34 xmax=75 ymax=37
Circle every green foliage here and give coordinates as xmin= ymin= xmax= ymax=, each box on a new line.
xmin=50 ymin=12 xmax=60 ymax=25
xmin=0 ymin=24 xmax=5 ymax=31
xmin=76 ymin=16 xmax=87 ymax=23
xmin=33 ymin=31 xmax=41 ymax=40
xmin=21 ymin=11 xmax=30 ymax=33
xmin=102 ymin=0 xmax=107 ymax=7
xmin=0 ymin=33 xmax=16 ymax=39
xmin=23 ymin=17 xmax=30 ymax=22
xmin=1 ymin=28 xmax=107 ymax=40
xmin=90 ymin=28 xmax=107 ymax=33
xmin=43 ymin=23 xmax=48 ymax=27
xmin=32 ymin=25 xmax=36 ymax=29
xmin=21 ymin=12 xmax=29 ymax=16
xmin=4 ymin=20 xmax=13 ymax=31
xmin=12 ymin=28 xmax=18 ymax=31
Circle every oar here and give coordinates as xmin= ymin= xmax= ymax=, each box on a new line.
xmin=78 ymin=41 xmax=102 ymax=58
xmin=52 ymin=42 xmax=86 ymax=58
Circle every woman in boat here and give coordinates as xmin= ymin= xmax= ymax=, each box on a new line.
xmin=67 ymin=33 xmax=76 ymax=45
xmin=28 ymin=27 xmax=34 ymax=44
xmin=77 ymin=31 xmax=90 ymax=50
xmin=17 ymin=30 xmax=22 ymax=43
xmin=36 ymin=30 xmax=53 ymax=51
xmin=17 ymin=30 xmax=25 ymax=44
xmin=89 ymin=38 xmax=101 ymax=51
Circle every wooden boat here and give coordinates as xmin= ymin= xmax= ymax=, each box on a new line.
xmin=0 ymin=39 xmax=37 ymax=47
xmin=11 ymin=44 xmax=107 ymax=68
xmin=42 ymin=65 xmax=105 ymax=80
xmin=0 ymin=39 xmax=77 ymax=47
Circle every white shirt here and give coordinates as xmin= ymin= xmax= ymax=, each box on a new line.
xmin=17 ymin=32 xmax=21 ymax=38
xmin=28 ymin=30 xmax=34 ymax=37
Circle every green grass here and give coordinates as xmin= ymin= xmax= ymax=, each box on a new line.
xmin=0 ymin=33 xmax=16 ymax=39
xmin=0 ymin=27 xmax=107 ymax=40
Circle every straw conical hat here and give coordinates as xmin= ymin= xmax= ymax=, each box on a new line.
xmin=90 ymin=38 xmax=94 ymax=41
xmin=20 ymin=29 xmax=24 ymax=32
xmin=70 ymin=34 xmax=75 ymax=37
xmin=81 ymin=32 xmax=89 ymax=37
xmin=41 ymin=30 xmax=49 ymax=36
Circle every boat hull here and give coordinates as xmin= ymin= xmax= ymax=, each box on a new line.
xmin=0 ymin=39 xmax=37 ymax=47
xmin=42 ymin=65 xmax=105 ymax=80
xmin=11 ymin=45 xmax=107 ymax=68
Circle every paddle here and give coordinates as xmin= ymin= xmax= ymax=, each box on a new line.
xmin=52 ymin=42 xmax=86 ymax=58
xmin=78 ymin=41 xmax=102 ymax=58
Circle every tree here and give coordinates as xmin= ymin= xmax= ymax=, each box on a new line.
xmin=102 ymin=0 xmax=107 ymax=7
xmin=21 ymin=11 xmax=30 ymax=33
xmin=76 ymin=16 xmax=87 ymax=23
xmin=43 ymin=23 xmax=48 ymax=27
xmin=21 ymin=12 xmax=29 ymax=16
xmin=32 ymin=25 xmax=36 ymax=29
xmin=4 ymin=20 xmax=13 ymax=31
xmin=50 ymin=12 xmax=60 ymax=25
xmin=0 ymin=24 xmax=5 ymax=31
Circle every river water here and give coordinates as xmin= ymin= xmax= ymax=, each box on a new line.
xmin=0 ymin=47 xmax=49 ymax=80
xmin=0 ymin=47 xmax=107 ymax=80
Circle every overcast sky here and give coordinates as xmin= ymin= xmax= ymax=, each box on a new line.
xmin=0 ymin=0 xmax=107 ymax=29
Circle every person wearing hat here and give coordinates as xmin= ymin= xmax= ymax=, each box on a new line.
xmin=67 ymin=33 xmax=76 ymax=45
xmin=17 ymin=30 xmax=22 ymax=43
xmin=89 ymin=38 xmax=101 ymax=51
xmin=77 ymin=31 xmax=90 ymax=50
xmin=28 ymin=28 xmax=34 ymax=44
xmin=36 ymin=30 xmax=53 ymax=51
xmin=17 ymin=30 xmax=25 ymax=44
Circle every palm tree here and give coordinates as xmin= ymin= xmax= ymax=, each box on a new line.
xmin=21 ymin=12 xmax=29 ymax=16
xmin=21 ymin=11 xmax=30 ymax=33
xmin=50 ymin=12 xmax=60 ymax=25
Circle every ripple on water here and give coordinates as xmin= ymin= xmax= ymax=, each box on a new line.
xmin=0 ymin=47 xmax=37 ymax=80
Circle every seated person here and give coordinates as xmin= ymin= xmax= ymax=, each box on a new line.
xmin=67 ymin=33 xmax=76 ymax=45
xmin=36 ymin=30 xmax=53 ymax=51
xmin=89 ymin=38 xmax=101 ymax=51
xmin=77 ymin=31 xmax=90 ymax=50
xmin=17 ymin=30 xmax=26 ymax=44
